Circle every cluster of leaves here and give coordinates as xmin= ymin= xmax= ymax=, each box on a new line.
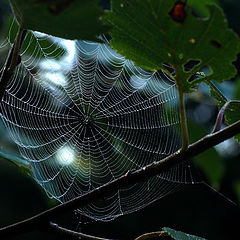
xmin=9 ymin=0 xmax=110 ymax=41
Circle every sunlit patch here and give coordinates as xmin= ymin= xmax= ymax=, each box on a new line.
xmin=62 ymin=40 xmax=76 ymax=64
xmin=215 ymin=139 xmax=240 ymax=157
xmin=56 ymin=146 xmax=75 ymax=166
xmin=40 ymin=39 xmax=76 ymax=72
xmin=44 ymin=72 xmax=67 ymax=86
xmin=40 ymin=60 xmax=62 ymax=71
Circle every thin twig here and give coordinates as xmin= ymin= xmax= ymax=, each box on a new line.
xmin=135 ymin=231 xmax=169 ymax=240
xmin=0 ymin=120 xmax=239 ymax=239
xmin=49 ymin=222 xmax=114 ymax=240
xmin=0 ymin=28 xmax=27 ymax=102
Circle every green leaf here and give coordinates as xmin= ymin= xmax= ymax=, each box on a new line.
xmin=208 ymin=81 xmax=228 ymax=108
xmin=188 ymin=0 xmax=217 ymax=18
xmin=2 ymin=17 xmax=66 ymax=59
xmin=22 ymin=31 xmax=66 ymax=59
xmin=9 ymin=0 xmax=110 ymax=41
xmin=224 ymin=101 xmax=240 ymax=142
xmin=104 ymin=0 xmax=240 ymax=92
xmin=163 ymin=227 xmax=207 ymax=240
xmin=224 ymin=101 xmax=240 ymax=124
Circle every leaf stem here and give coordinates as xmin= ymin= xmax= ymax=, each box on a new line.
xmin=0 ymin=27 xmax=27 ymax=102
xmin=174 ymin=68 xmax=189 ymax=151
xmin=178 ymin=88 xmax=189 ymax=151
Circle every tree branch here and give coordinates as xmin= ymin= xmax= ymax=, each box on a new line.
xmin=0 ymin=120 xmax=239 ymax=239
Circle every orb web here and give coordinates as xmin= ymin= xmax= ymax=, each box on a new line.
xmin=0 ymin=22 xmax=198 ymax=221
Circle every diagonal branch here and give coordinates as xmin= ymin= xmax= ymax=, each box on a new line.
xmin=0 ymin=120 xmax=240 ymax=239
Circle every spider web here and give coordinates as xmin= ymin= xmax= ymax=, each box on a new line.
xmin=0 ymin=22 xmax=198 ymax=221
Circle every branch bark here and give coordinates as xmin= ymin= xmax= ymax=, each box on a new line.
xmin=0 ymin=120 xmax=240 ymax=239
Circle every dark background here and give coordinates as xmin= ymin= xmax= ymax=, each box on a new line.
xmin=0 ymin=0 xmax=240 ymax=239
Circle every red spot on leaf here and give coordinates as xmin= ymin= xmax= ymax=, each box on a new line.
xmin=169 ymin=1 xmax=187 ymax=23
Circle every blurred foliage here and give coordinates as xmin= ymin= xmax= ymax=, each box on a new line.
xmin=233 ymin=180 xmax=240 ymax=204
xmin=218 ymin=0 xmax=240 ymax=36
xmin=189 ymin=120 xmax=224 ymax=189
xmin=9 ymin=0 xmax=110 ymax=41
